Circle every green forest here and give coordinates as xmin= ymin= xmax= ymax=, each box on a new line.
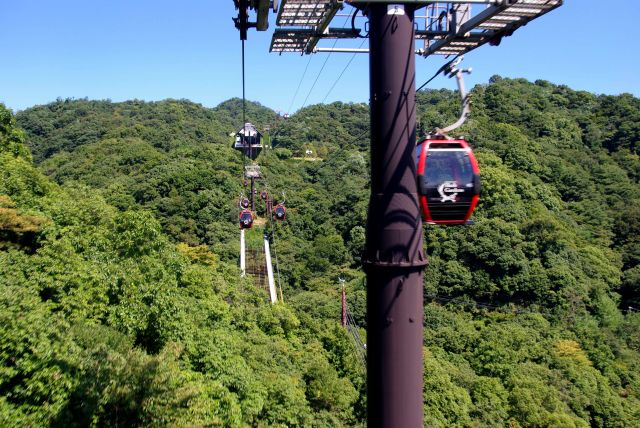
xmin=1 ymin=76 xmax=640 ymax=427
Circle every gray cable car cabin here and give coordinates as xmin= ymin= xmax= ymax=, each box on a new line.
xmin=234 ymin=123 xmax=263 ymax=160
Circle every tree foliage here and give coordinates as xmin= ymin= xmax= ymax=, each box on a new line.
xmin=2 ymin=77 xmax=640 ymax=426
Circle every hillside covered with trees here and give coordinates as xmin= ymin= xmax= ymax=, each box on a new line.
xmin=1 ymin=76 xmax=640 ymax=426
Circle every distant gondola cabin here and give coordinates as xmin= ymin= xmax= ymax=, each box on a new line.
xmin=234 ymin=123 xmax=263 ymax=160
xmin=274 ymin=204 xmax=286 ymax=221
xmin=415 ymin=139 xmax=480 ymax=225
xmin=239 ymin=210 xmax=254 ymax=229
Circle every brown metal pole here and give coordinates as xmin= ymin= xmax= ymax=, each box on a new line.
xmin=364 ymin=4 xmax=427 ymax=428
xmin=250 ymin=177 xmax=255 ymax=211
xmin=342 ymin=283 xmax=347 ymax=327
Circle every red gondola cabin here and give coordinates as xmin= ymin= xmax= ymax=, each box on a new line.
xmin=274 ymin=204 xmax=286 ymax=221
xmin=239 ymin=210 xmax=254 ymax=229
xmin=415 ymin=139 xmax=480 ymax=225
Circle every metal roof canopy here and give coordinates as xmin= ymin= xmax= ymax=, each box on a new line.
xmin=270 ymin=0 xmax=563 ymax=56
xmin=271 ymin=0 xmax=345 ymax=53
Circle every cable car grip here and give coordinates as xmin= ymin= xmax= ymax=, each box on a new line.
xmin=434 ymin=58 xmax=472 ymax=138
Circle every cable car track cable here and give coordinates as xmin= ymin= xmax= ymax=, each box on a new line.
xmin=321 ymin=36 xmax=367 ymax=104
xmin=300 ymin=49 xmax=334 ymax=111
xmin=423 ymin=292 xmax=560 ymax=320
xmin=284 ymin=0 xmax=323 ymax=115
xmin=299 ymin=12 xmax=352 ymax=111
xmin=241 ymin=38 xmax=246 ymax=130
xmin=238 ymin=39 xmax=250 ymax=175
xmin=416 ymin=54 xmax=462 ymax=93
xmin=287 ymin=54 xmax=314 ymax=116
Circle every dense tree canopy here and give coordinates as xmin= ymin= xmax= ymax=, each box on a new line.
xmin=2 ymin=76 xmax=640 ymax=426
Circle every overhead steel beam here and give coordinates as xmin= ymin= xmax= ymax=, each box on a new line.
xmin=304 ymin=2 xmax=343 ymax=53
xmin=458 ymin=2 xmax=512 ymax=33
xmin=422 ymin=0 xmax=562 ymax=56
xmin=270 ymin=27 xmax=359 ymax=52
xmin=314 ymin=47 xmax=442 ymax=54
xmin=314 ymin=47 xmax=371 ymax=53
xmin=271 ymin=0 xmax=562 ymax=54
xmin=346 ymin=0 xmax=505 ymax=4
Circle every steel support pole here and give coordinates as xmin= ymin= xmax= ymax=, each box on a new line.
xmin=250 ymin=177 xmax=255 ymax=211
xmin=342 ymin=283 xmax=347 ymax=327
xmin=266 ymin=196 xmax=273 ymax=219
xmin=365 ymin=4 xmax=427 ymax=428
xmin=264 ymin=235 xmax=277 ymax=303
xmin=240 ymin=229 xmax=246 ymax=277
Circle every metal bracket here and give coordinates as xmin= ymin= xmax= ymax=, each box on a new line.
xmin=435 ymin=58 xmax=472 ymax=136
xmin=234 ymin=0 xmax=274 ymax=39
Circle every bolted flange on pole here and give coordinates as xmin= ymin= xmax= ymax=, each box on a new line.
xmin=364 ymin=4 xmax=427 ymax=428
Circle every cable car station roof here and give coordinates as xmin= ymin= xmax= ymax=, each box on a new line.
xmin=270 ymin=0 xmax=563 ymax=56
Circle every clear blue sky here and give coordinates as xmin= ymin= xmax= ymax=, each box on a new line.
xmin=1 ymin=1 xmax=638 ymax=113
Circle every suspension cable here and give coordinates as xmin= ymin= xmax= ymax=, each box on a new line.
xmin=299 ymin=12 xmax=352 ymax=111
xmin=283 ymin=0 xmax=324 ymax=115
xmin=287 ymin=55 xmax=314 ymax=116
xmin=242 ymin=39 xmax=246 ymax=128
xmin=300 ymin=48 xmax=334 ymax=110
xmin=321 ymin=36 xmax=367 ymax=104
xmin=345 ymin=305 xmax=367 ymax=368
xmin=320 ymin=8 xmax=367 ymax=105
xmin=239 ymin=38 xmax=249 ymax=175
xmin=416 ymin=54 xmax=462 ymax=92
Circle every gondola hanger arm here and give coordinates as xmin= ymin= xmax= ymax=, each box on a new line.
xmin=435 ymin=61 xmax=472 ymax=137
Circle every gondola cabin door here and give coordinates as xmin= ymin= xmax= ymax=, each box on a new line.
xmin=416 ymin=139 xmax=480 ymax=225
